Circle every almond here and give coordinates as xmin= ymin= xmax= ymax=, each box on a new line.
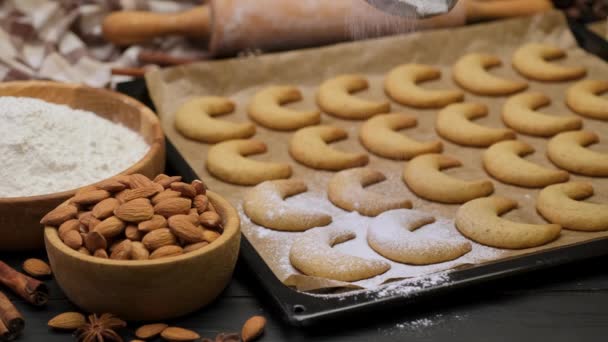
xmin=202 ymin=229 xmax=221 ymax=243
xmin=135 ymin=323 xmax=168 ymax=339
xmin=183 ymin=241 xmax=209 ymax=253
xmin=193 ymin=195 xmax=209 ymax=214
xmin=94 ymin=216 xmax=126 ymax=239
xmin=142 ymin=228 xmax=177 ymax=251
xmin=88 ymin=217 xmax=101 ymax=231
xmin=150 ymin=245 xmax=183 ymax=259
xmin=94 ymin=249 xmax=109 ymax=258
xmin=128 ymin=173 xmax=155 ymax=189
xmin=154 ymin=197 xmax=191 ymax=218
xmin=191 ymin=179 xmax=207 ymax=195
xmin=84 ymin=231 xmax=107 ymax=253
xmin=115 ymin=189 xmax=129 ymax=203
xmin=96 ymin=179 xmax=127 ymax=192
xmin=78 ymin=211 xmax=93 ymax=227
xmin=58 ymin=219 xmax=81 ymax=239
xmin=41 ymin=204 xmax=78 ymax=226
xmin=70 ymin=189 xmax=110 ymax=205
xmin=75 ymin=185 xmax=98 ymax=195
xmin=241 ymin=315 xmax=266 ymax=342
xmin=199 ymin=211 xmax=221 ymax=229
xmin=125 ymin=225 xmax=143 ymax=241
xmin=138 ymin=215 xmax=167 ymax=232
xmin=92 ymin=198 xmax=120 ymax=219
xmin=154 ymin=175 xmax=182 ymax=189
xmin=48 ymin=312 xmax=86 ymax=330
xmin=151 ymin=189 xmax=181 ymax=205
xmin=110 ymin=240 xmax=132 ymax=260
xmin=131 ymin=242 xmax=150 ymax=260
xmin=113 ymin=174 xmax=132 ymax=185
xmin=168 ymin=215 xmax=204 ymax=243
xmin=62 ymin=230 xmax=83 ymax=250
xmin=160 ymin=327 xmax=200 ymax=341
xmin=122 ymin=186 xmax=160 ymax=202
xmin=114 ymin=198 xmax=154 ymax=222
xmin=78 ymin=247 xmax=91 ymax=256
xmin=22 ymin=258 xmax=51 ymax=277
xmin=170 ymin=182 xmax=197 ymax=198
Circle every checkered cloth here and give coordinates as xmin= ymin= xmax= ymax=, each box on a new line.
xmin=0 ymin=0 xmax=201 ymax=87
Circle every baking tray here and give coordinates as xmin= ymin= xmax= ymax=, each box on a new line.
xmin=116 ymin=19 xmax=608 ymax=327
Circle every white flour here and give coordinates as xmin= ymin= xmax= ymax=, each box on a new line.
xmin=0 ymin=96 xmax=149 ymax=197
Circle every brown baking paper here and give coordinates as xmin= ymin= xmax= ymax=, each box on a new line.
xmin=146 ymin=11 xmax=608 ymax=292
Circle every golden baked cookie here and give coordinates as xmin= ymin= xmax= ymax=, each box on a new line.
xmin=512 ymin=43 xmax=586 ymax=82
xmin=452 ymin=53 xmax=528 ymax=96
xmin=206 ymin=139 xmax=292 ymax=185
xmin=243 ymin=179 xmax=332 ymax=231
xmin=359 ymin=113 xmax=443 ymax=160
xmin=247 ymin=86 xmax=321 ymax=131
xmin=316 ymin=74 xmax=391 ymax=120
xmin=537 ymin=182 xmax=608 ymax=232
xmin=328 ymin=168 xmax=412 ymax=217
xmin=455 ymin=196 xmax=561 ymax=249
xmin=566 ymin=80 xmax=608 ymax=120
xmin=289 ymin=125 xmax=369 ymax=171
xmin=502 ymin=92 xmax=582 ymax=137
xmin=547 ymin=130 xmax=608 ymax=176
xmin=402 ymin=154 xmax=494 ymax=204
xmin=289 ymin=226 xmax=391 ymax=282
xmin=483 ymin=140 xmax=569 ymax=188
xmin=436 ymin=102 xmax=516 ymax=147
xmin=384 ymin=64 xmax=464 ymax=108
xmin=174 ymin=96 xmax=255 ymax=143
xmin=367 ymin=209 xmax=472 ymax=265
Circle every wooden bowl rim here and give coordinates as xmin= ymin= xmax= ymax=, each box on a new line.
xmin=0 ymin=80 xmax=164 ymax=202
xmin=44 ymin=191 xmax=240 ymax=267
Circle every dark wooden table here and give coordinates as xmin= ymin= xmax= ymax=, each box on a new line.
xmin=2 ymin=250 xmax=607 ymax=342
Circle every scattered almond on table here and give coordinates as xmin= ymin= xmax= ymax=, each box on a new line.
xmin=242 ymin=315 xmax=267 ymax=342
xmin=21 ymin=258 xmax=52 ymax=278
xmin=40 ymin=174 xmax=224 ymax=261
xmin=47 ymin=312 xmax=86 ymax=330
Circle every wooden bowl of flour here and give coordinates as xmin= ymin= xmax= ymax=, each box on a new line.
xmin=0 ymin=81 xmax=165 ymax=250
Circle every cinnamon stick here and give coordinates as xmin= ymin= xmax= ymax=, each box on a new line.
xmin=0 ymin=261 xmax=48 ymax=306
xmin=138 ymin=50 xmax=203 ymax=66
xmin=0 ymin=291 xmax=23 ymax=336
xmin=0 ymin=318 xmax=16 ymax=342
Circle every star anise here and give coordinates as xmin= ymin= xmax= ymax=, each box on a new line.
xmin=74 ymin=313 xmax=126 ymax=342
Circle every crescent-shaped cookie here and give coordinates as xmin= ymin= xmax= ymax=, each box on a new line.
xmin=402 ymin=154 xmax=494 ymax=204
xmin=537 ymin=182 xmax=608 ymax=232
xmin=483 ymin=140 xmax=569 ymax=188
xmin=547 ymin=131 xmax=608 ymax=176
xmin=289 ymin=125 xmax=369 ymax=171
xmin=289 ymin=227 xmax=391 ymax=282
xmin=384 ymin=64 xmax=464 ymax=108
xmin=455 ymin=196 xmax=561 ymax=249
xmin=316 ymin=74 xmax=391 ymax=120
xmin=367 ymin=209 xmax=472 ymax=265
xmin=502 ymin=92 xmax=582 ymax=137
xmin=328 ymin=168 xmax=412 ymax=216
xmin=512 ymin=43 xmax=586 ymax=82
xmin=359 ymin=113 xmax=443 ymax=160
xmin=566 ymin=80 xmax=608 ymax=120
xmin=243 ymin=179 xmax=332 ymax=231
xmin=174 ymin=96 xmax=256 ymax=143
xmin=452 ymin=53 xmax=528 ymax=96
xmin=436 ymin=102 xmax=516 ymax=147
xmin=206 ymin=139 xmax=292 ymax=185
xmin=247 ymin=86 xmax=321 ymax=131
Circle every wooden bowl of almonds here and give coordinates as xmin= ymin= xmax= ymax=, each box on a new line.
xmin=0 ymin=81 xmax=165 ymax=251
xmin=43 ymin=174 xmax=241 ymax=320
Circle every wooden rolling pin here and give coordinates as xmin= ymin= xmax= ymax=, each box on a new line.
xmin=103 ymin=0 xmax=552 ymax=56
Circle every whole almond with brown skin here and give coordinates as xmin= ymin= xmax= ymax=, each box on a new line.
xmin=183 ymin=241 xmax=209 ymax=253
xmin=96 ymin=179 xmax=127 ymax=192
xmin=131 ymin=242 xmax=150 ymax=260
xmin=78 ymin=247 xmax=91 ymax=256
xmin=241 ymin=316 xmax=266 ymax=342
xmin=125 ymin=225 xmax=143 ymax=241
xmin=84 ymin=231 xmax=107 ymax=253
xmin=129 ymin=173 xmax=155 ymax=189
xmin=199 ymin=211 xmax=221 ymax=229
xmin=135 ymin=323 xmax=168 ymax=339
xmin=58 ymin=219 xmax=81 ymax=239
xmin=151 ymin=189 xmax=181 ymax=205
xmin=122 ymin=186 xmax=160 ymax=202
xmin=70 ymin=189 xmax=110 ymax=205
xmin=75 ymin=185 xmax=98 ymax=195
xmin=94 ymin=216 xmax=126 ymax=239
xmin=63 ymin=230 xmax=83 ymax=250
xmin=110 ymin=240 xmax=132 ymax=260
xmin=193 ymin=195 xmax=209 ymax=214
xmin=154 ymin=197 xmax=191 ymax=218
xmin=88 ymin=217 xmax=101 ymax=231
xmin=41 ymin=204 xmax=78 ymax=226
xmin=115 ymin=198 xmax=154 ymax=222
xmin=168 ymin=215 xmax=204 ymax=243
xmin=92 ymin=198 xmax=120 ymax=219
xmin=94 ymin=249 xmax=109 ymax=258
xmin=138 ymin=215 xmax=167 ymax=232
xmin=154 ymin=175 xmax=182 ymax=189
xmin=191 ymin=179 xmax=207 ymax=195
xmin=150 ymin=245 xmax=183 ymax=259
xmin=78 ymin=211 xmax=93 ymax=227
xmin=142 ymin=228 xmax=177 ymax=251
xmin=22 ymin=258 xmax=51 ymax=277
xmin=202 ymin=229 xmax=221 ymax=243
xmin=160 ymin=327 xmax=200 ymax=341
xmin=48 ymin=312 xmax=86 ymax=330
xmin=170 ymin=182 xmax=197 ymax=198
xmin=115 ymin=189 xmax=129 ymax=203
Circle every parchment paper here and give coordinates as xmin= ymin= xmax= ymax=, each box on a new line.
xmin=146 ymin=11 xmax=608 ymax=292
